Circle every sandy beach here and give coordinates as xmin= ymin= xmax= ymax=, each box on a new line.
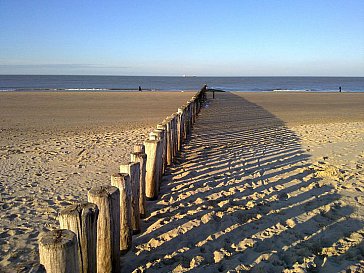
xmin=0 ymin=91 xmax=194 ymax=272
xmin=1 ymin=91 xmax=364 ymax=272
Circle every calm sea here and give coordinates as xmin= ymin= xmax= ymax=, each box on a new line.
xmin=0 ymin=75 xmax=363 ymax=92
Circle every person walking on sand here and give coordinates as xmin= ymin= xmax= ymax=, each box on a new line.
xmin=339 ymin=86 xmax=342 ymax=93
xmin=138 ymin=86 xmax=142 ymax=92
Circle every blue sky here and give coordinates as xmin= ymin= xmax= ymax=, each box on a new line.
xmin=0 ymin=0 xmax=363 ymax=76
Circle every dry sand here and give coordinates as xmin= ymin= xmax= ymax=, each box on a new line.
xmin=121 ymin=92 xmax=364 ymax=273
xmin=1 ymin=91 xmax=364 ymax=272
xmin=0 ymin=91 xmax=194 ymax=273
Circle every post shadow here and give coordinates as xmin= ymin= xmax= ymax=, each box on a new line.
xmin=120 ymin=92 xmax=363 ymax=272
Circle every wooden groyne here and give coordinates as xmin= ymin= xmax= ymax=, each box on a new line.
xmin=37 ymin=89 xmax=206 ymax=273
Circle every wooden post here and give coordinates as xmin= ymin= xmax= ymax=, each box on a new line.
xmin=130 ymin=152 xmax=147 ymax=218
xmin=171 ymin=113 xmax=178 ymax=158
xmin=184 ymin=103 xmax=190 ymax=138
xmin=185 ymin=102 xmax=190 ymax=137
xmin=143 ymin=139 xmax=161 ymax=200
xmin=134 ymin=144 xmax=145 ymax=153
xmin=149 ymin=130 xmax=163 ymax=179
xmin=39 ymin=229 xmax=79 ymax=273
xmin=188 ymin=103 xmax=192 ymax=133
xmin=59 ymin=203 xmax=98 ymax=273
xmin=163 ymin=118 xmax=173 ymax=166
xmin=120 ymin=162 xmax=141 ymax=234
xmin=156 ymin=124 xmax=167 ymax=172
xmin=110 ymin=173 xmax=132 ymax=253
xmin=88 ymin=186 xmax=120 ymax=273
xmin=191 ymin=99 xmax=196 ymax=124
xmin=177 ymin=107 xmax=184 ymax=151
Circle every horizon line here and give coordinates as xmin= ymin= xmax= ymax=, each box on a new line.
xmin=0 ymin=74 xmax=363 ymax=78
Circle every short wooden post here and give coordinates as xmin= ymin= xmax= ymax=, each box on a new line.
xmin=130 ymin=152 xmax=147 ymax=218
xmin=88 ymin=186 xmax=120 ymax=273
xmin=120 ymin=162 xmax=141 ymax=234
xmin=39 ymin=229 xmax=79 ymax=273
xmin=144 ymin=139 xmax=161 ymax=200
xmin=59 ymin=203 xmax=98 ymax=273
xmin=134 ymin=144 xmax=145 ymax=153
xmin=110 ymin=173 xmax=132 ymax=253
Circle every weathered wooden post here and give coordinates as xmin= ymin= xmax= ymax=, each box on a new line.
xmin=170 ymin=113 xmax=177 ymax=158
xmin=177 ymin=107 xmax=184 ymax=151
xmin=163 ymin=117 xmax=173 ymax=166
xmin=173 ymin=113 xmax=179 ymax=154
xmin=149 ymin=130 xmax=164 ymax=187
xmin=88 ymin=186 xmax=120 ymax=273
xmin=169 ymin=113 xmax=177 ymax=159
xmin=134 ymin=144 xmax=145 ymax=153
xmin=120 ymin=162 xmax=141 ymax=234
xmin=186 ymin=101 xmax=192 ymax=135
xmin=143 ymin=139 xmax=161 ymax=200
xmin=190 ymin=98 xmax=195 ymax=124
xmin=59 ymin=203 xmax=98 ymax=273
xmin=130 ymin=152 xmax=147 ymax=218
xmin=191 ymin=99 xmax=196 ymax=124
xmin=39 ymin=229 xmax=79 ymax=273
xmin=110 ymin=173 xmax=132 ymax=253
xmin=184 ymin=103 xmax=191 ymax=138
xmin=157 ymin=124 xmax=167 ymax=171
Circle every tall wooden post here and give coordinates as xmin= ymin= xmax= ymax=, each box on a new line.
xmin=191 ymin=96 xmax=197 ymax=123
xmin=143 ymin=139 xmax=161 ymax=200
xmin=164 ymin=118 xmax=173 ymax=166
xmin=59 ymin=203 xmax=98 ymax=273
xmin=156 ymin=124 xmax=167 ymax=171
xmin=185 ymin=102 xmax=191 ymax=136
xmin=39 ymin=229 xmax=79 ymax=273
xmin=130 ymin=152 xmax=147 ymax=218
xmin=183 ymin=104 xmax=189 ymax=139
xmin=171 ymin=113 xmax=178 ymax=158
xmin=149 ymin=130 xmax=164 ymax=187
xmin=120 ymin=162 xmax=141 ymax=234
xmin=177 ymin=107 xmax=184 ymax=151
xmin=88 ymin=186 xmax=120 ymax=273
xmin=110 ymin=173 xmax=132 ymax=253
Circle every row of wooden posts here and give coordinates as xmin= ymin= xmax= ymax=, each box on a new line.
xmin=38 ymin=89 xmax=207 ymax=273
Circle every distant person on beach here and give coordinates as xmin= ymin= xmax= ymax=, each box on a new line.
xmin=339 ymin=86 xmax=342 ymax=92
xmin=138 ymin=86 xmax=142 ymax=92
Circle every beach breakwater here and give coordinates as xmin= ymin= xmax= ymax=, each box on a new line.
xmin=36 ymin=90 xmax=207 ymax=273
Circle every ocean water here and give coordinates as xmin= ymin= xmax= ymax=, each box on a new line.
xmin=0 ymin=75 xmax=363 ymax=92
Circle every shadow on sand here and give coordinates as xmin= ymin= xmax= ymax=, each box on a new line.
xmin=122 ymin=92 xmax=364 ymax=272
